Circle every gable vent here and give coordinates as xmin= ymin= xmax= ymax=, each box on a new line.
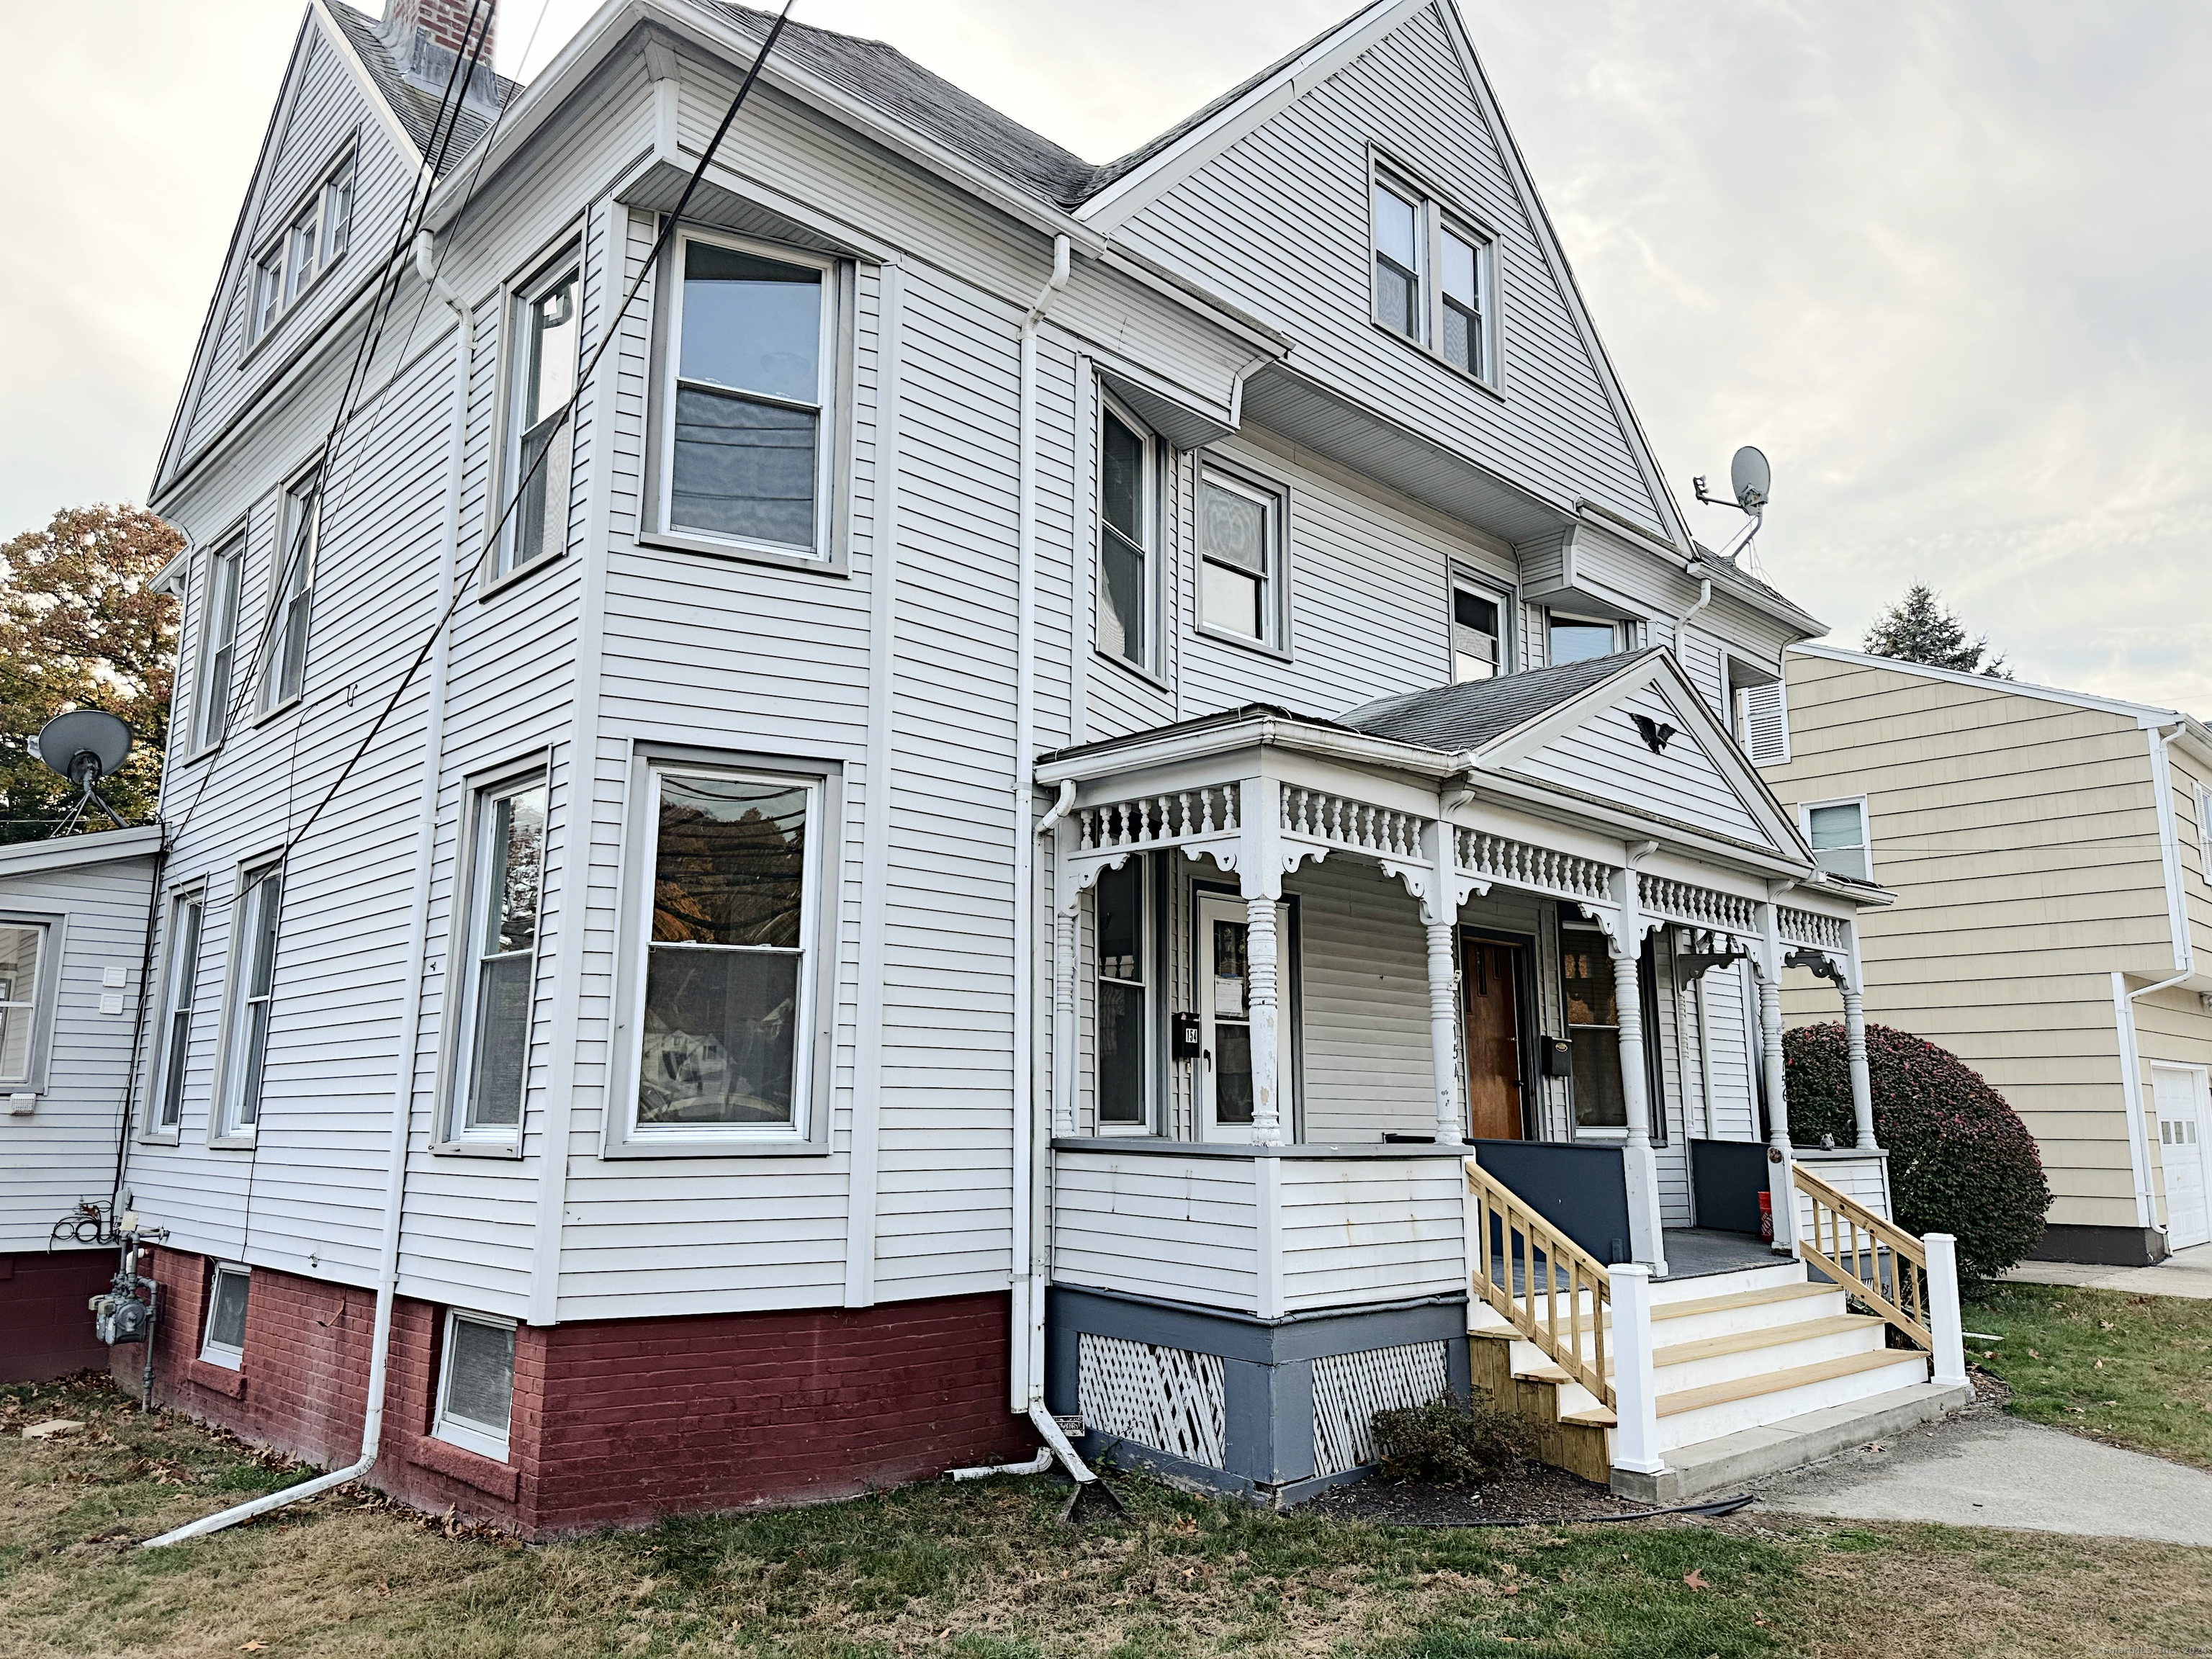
xmin=1738 ymin=681 xmax=1790 ymax=766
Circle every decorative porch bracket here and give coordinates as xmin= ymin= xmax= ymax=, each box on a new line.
xmin=1777 ymin=907 xmax=1877 ymax=1154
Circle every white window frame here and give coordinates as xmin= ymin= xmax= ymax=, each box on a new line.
xmin=213 ymin=858 xmax=284 ymax=1145
xmin=1092 ymin=855 xmax=1155 ymax=1136
xmin=1369 ymin=156 xmax=1502 ymax=391
xmin=442 ymin=770 xmax=548 ymax=1150
xmin=1546 ymin=611 xmax=1620 ymax=666
xmin=200 ymin=1263 xmax=251 ymax=1370
xmin=192 ymin=533 xmax=245 ymax=754
xmin=246 ymin=146 xmax=356 ymax=347
xmin=494 ymin=239 xmax=584 ymax=583
xmin=1800 ymin=797 xmax=1873 ymax=883
xmin=0 ymin=913 xmax=59 ymax=1094
xmin=607 ymin=754 xmax=839 ymax=1156
xmin=644 ymin=226 xmax=849 ymax=570
xmin=149 ymin=887 xmax=207 ymax=1136
xmin=258 ymin=469 xmax=320 ymax=716
xmin=1095 ymin=395 xmax=1159 ymax=677
xmin=1450 ymin=570 xmax=1510 ymax=683
xmin=432 ymin=1309 xmax=516 ymax=1462
xmin=1194 ymin=462 xmax=1289 ymax=656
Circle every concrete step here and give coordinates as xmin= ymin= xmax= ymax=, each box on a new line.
xmin=1653 ymin=1349 xmax=1931 ymax=1453
xmin=1613 ymin=1381 xmax=1976 ymax=1506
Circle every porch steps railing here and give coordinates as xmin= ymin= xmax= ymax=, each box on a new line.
xmin=1791 ymin=1164 xmax=1931 ymax=1349
xmin=1465 ymin=1159 xmax=1615 ymax=1411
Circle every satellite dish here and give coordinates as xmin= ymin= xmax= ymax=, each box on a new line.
xmin=37 ymin=710 xmax=132 ymax=787
xmin=1730 ymin=445 xmax=1772 ymax=514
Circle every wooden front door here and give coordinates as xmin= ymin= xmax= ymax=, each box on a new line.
xmin=1462 ymin=934 xmax=1525 ymax=1141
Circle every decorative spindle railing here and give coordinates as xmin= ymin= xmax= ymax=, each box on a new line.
xmin=1455 ymin=830 xmax=1615 ymax=903
xmin=1280 ymin=785 xmax=1427 ymax=860
xmin=1074 ymin=783 xmax=1239 ymax=853
xmin=1776 ymin=906 xmax=1850 ymax=952
xmin=1638 ymin=874 xmax=1758 ymax=935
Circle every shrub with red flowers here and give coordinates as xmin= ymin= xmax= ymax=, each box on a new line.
xmin=1784 ymin=1022 xmax=2050 ymax=1286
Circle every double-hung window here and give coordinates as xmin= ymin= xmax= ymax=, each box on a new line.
xmin=501 ymin=247 xmax=581 ymax=577
xmin=1452 ymin=576 xmax=1506 ymax=683
xmin=433 ymin=1310 xmax=516 ymax=1462
xmin=201 ymin=1264 xmax=251 ymax=1369
xmin=1547 ymin=613 xmax=1617 ymax=665
xmin=0 ymin=922 xmax=48 ymax=1087
xmin=448 ymin=777 xmax=547 ymax=1142
xmin=260 ymin=476 xmax=318 ymax=713
xmin=194 ymin=538 xmax=243 ymax=751
xmin=1560 ymin=925 xmax=1624 ymax=1130
xmin=153 ymin=892 xmax=205 ymax=1131
xmin=217 ymin=861 xmax=283 ymax=1139
xmin=657 ymin=231 xmax=837 ymax=559
xmin=626 ymin=763 xmax=820 ymax=1143
xmin=1097 ymin=404 xmax=1156 ymax=670
xmin=1093 ymin=859 xmax=1151 ymax=1131
xmin=1197 ymin=467 xmax=1285 ymax=649
xmin=1372 ymin=166 xmax=1498 ymax=385
xmin=1804 ymin=799 xmax=1871 ymax=882
xmin=247 ymin=150 xmax=355 ymax=345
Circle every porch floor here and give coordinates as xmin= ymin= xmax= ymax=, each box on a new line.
xmin=1659 ymin=1228 xmax=1786 ymax=1281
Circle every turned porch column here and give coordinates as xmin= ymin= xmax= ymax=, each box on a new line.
xmin=1246 ymin=895 xmax=1284 ymax=1146
xmin=1606 ymin=866 xmax=1665 ymax=1274
xmin=1755 ymin=896 xmax=1797 ymax=1251
xmin=1425 ymin=917 xmax=1462 ymax=1143
xmin=1841 ymin=922 xmax=1877 ymax=1151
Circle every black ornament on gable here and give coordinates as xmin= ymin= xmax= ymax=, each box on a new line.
xmin=1632 ymin=714 xmax=1677 ymax=755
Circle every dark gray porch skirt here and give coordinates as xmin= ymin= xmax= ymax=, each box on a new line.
xmin=1046 ymin=1285 xmax=1471 ymax=1507
xmin=2026 ymin=1223 xmax=2170 ymax=1267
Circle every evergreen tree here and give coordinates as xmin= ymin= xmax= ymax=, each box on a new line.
xmin=0 ymin=505 xmax=182 ymax=842
xmin=1862 ymin=584 xmax=2008 ymax=678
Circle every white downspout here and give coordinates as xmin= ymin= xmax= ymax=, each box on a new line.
xmin=2116 ymin=724 xmax=2197 ymax=1238
xmin=145 ymin=251 xmax=472 ymax=1548
xmin=1669 ymin=567 xmax=1713 ymax=704
xmin=1008 ymin=237 xmax=1072 ymax=1452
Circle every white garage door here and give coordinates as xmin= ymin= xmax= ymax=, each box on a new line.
xmin=2152 ymin=1066 xmax=2211 ymax=1250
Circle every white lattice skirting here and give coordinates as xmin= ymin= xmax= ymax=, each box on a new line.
xmin=1077 ymin=1334 xmax=1228 ymax=1470
xmin=1310 ymin=1339 xmax=1452 ymax=1478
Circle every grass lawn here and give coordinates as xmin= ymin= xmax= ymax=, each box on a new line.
xmin=4 ymin=1374 xmax=2211 ymax=1659
xmin=1968 ymin=1282 xmax=2212 ymax=1470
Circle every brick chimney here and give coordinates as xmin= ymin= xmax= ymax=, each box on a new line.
xmin=382 ymin=0 xmax=500 ymax=105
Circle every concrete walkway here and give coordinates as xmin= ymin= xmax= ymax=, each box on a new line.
xmin=1753 ymin=1398 xmax=2212 ymax=1546
xmin=2002 ymin=1240 xmax=2212 ymax=1300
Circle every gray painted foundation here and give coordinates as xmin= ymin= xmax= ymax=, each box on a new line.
xmin=1046 ymin=1284 xmax=1470 ymax=1506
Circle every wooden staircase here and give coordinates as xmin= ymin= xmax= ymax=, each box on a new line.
xmin=1466 ymin=1161 xmax=1974 ymax=1501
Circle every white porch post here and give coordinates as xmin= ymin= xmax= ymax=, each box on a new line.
xmin=1238 ymin=775 xmax=1287 ymax=1146
xmin=1051 ymin=873 xmax=1079 ymax=1138
xmin=1923 ymin=1233 xmax=1971 ymax=1390
xmin=1606 ymin=1263 xmax=1665 ymax=1479
xmin=1425 ymin=919 xmax=1462 ymax=1143
xmin=1841 ymin=921 xmax=1877 ymax=1151
xmin=1607 ymin=867 xmax=1665 ymax=1276
xmin=1755 ymin=897 xmax=1797 ymax=1251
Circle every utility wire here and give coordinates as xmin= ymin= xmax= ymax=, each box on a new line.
xmin=274 ymin=0 xmax=799 ymax=866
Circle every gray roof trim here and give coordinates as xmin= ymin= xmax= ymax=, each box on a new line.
xmin=0 ymin=826 xmax=163 ymax=879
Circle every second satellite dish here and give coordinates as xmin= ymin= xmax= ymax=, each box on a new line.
xmin=36 ymin=709 xmax=133 ymax=786
xmin=1730 ymin=446 xmax=1771 ymax=514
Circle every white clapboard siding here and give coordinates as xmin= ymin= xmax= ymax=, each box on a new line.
xmin=0 ymin=842 xmax=159 ymax=1253
xmin=1792 ymin=1151 xmax=1892 ymax=1241
xmin=1289 ymin=858 xmax=1440 ymax=1142
xmin=1506 ymin=684 xmax=1765 ymax=843
xmin=1053 ymin=1150 xmax=1262 ymax=1311
xmin=1277 ymin=1156 xmax=1465 ymax=1312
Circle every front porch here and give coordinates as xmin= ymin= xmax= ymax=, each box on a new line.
xmin=1035 ymin=654 xmax=1932 ymax=1501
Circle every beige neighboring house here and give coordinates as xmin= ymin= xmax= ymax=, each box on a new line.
xmin=1754 ymin=644 xmax=2212 ymax=1267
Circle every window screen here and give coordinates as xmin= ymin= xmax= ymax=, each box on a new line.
xmin=441 ymin=1315 xmax=516 ymax=1437
xmin=1548 ymin=616 xmax=1616 ymax=666
xmin=1094 ymin=860 xmax=1147 ymax=1126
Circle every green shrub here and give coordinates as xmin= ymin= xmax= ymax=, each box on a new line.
xmin=1784 ymin=1022 xmax=2051 ymax=1285
xmin=1369 ymin=1393 xmax=1534 ymax=1485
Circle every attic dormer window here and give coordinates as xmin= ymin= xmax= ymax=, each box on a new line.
xmin=1370 ymin=161 xmax=1498 ymax=387
xmin=248 ymin=150 xmax=356 ymax=346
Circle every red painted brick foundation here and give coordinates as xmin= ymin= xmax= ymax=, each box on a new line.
xmin=120 ymin=1247 xmax=1031 ymax=1535
xmin=1 ymin=1250 xmax=116 ymax=1381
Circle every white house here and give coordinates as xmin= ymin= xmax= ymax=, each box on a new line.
xmin=95 ymin=0 xmax=1968 ymax=1531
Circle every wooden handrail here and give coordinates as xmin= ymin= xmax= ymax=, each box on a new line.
xmin=1791 ymin=1162 xmax=1932 ymax=1349
xmin=1465 ymin=1159 xmax=1616 ymax=1409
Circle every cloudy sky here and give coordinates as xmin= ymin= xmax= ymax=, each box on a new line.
xmin=5 ymin=0 xmax=2207 ymax=706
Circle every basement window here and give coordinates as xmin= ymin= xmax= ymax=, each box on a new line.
xmin=200 ymin=1264 xmax=251 ymax=1370
xmin=433 ymin=1311 xmax=516 ymax=1462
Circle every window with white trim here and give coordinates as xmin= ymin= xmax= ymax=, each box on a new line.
xmin=0 ymin=921 xmax=48 ymax=1087
xmin=433 ymin=1310 xmax=516 ymax=1462
xmin=193 ymin=536 xmax=243 ymax=751
xmin=629 ymin=765 xmax=819 ymax=1140
xmin=449 ymin=777 xmax=547 ymax=1141
xmin=1452 ymin=576 xmax=1506 ymax=683
xmin=201 ymin=1263 xmax=251 ymax=1369
xmin=1372 ymin=168 xmax=1497 ymax=384
xmin=501 ymin=246 xmax=581 ymax=577
xmin=153 ymin=892 xmax=204 ymax=1130
xmin=1197 ymin=467 xmax=1284 ymax=649
xmin=1097 ymin=403 xmax=1156 ymax=672
xmin=656 ymin=230 xmax=838 ymax=559
xmin=1804 ymin=799 xmax=1871 ymax=882
xmin=217 ymin=861 xmax=282 ymax=1138
xmin=259 ymin=476 xmax=318 ymax=713
xmin=1547 ymin=613 xmax=1617 ymax=666
xmin=1094 ymin=858 xmax=1151 ymax=1131
xmin=248 ymin=150 xmax=355 ymax=344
